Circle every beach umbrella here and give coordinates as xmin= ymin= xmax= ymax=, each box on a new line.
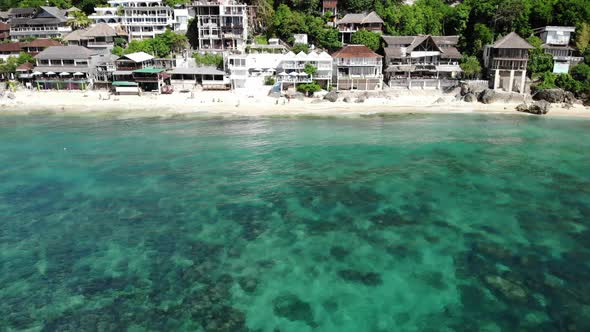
xmin=278 ymin=71 xmax=287 ymax=76
xmin=60 ymin=72 xmax=70 ymax=76
xmin=289 ymin=71 xmax=298 ymax=76
xmin=298 ymin=72 xmax=308 ymax=76
xmin=46 ymin=71 xmax=56 ymax=75
xmin=73 ymin=72 xmax=84 ymax=76
xmin=32 ymin=71 xmax=41 ymax=76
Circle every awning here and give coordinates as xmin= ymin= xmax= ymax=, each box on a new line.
xmin=435 ymin=65 xmax=462 ymax=72
xmin=133 ymin=67 xmax=165 ymax=74
xmin=113 ymin=70 xmax=133 ymax=76
xmin=112 ymin=81 xmax=138 ymax=86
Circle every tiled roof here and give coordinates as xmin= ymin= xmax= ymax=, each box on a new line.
xmin=0 ymin=22 xmax=9 ymax=30
xmin=35 ymin=46 xmax=96 ymax=60
xmin=16 ymin=62 xmax=34 ymax=71
xmin=492 ymin=32 xmax=533 ymax=49
xmin=336 ymin=11 xmax=384 ymax=25
xmin=0 ymin=42 xmax=23 ymax=52
xmin=23 ymin=39 xmax=62 ymax=48
xmin=332 ymin=45 xmax=382 ymax=59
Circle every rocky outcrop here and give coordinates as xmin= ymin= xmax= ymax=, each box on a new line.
xmin=564 ymin=91 xmax=576 ymax=104
xmin=343 ymin=96 xmax=352 ymax=103
xmin=323 ymin=91 xmax=338 ymax=102
xmin=478 ymin=89 xmax=497 ymax=104
xmin=460 ymin=83 xmax=471 ymax=96
xmin=515 ymin=101 xmax=551 ymax=115
xmin=464 ymin=93 xmax=477 ymax=103
xmin=534 ymin=88 xmax=566 ymax=103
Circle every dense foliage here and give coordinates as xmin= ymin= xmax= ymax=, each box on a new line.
xmin=350 ymin=30 xmax=381 ymax=51
xmin=112 ymin=29 xmax=188 ymax=58
xmin=0 ymin=52 xmax=35 ymax=75
xmin=193 ymin=53 xmax=223 ymax=68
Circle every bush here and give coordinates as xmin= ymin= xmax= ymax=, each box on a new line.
xmin=292 ymin=43 xmax=309 ymax=53
xmin=193 ymin=53 xmax=223 ymax=68
xmin=264 ymin=76 xmax=275 ymax=85
xmin=254 ymin=35 xmax=268 ymax=45
xmin=532 ymin=72 xmax=557 ymax=92
xmin=297 ymin=82 xmax=321 ymax=96
xmin=555 ymin=74 xmax=583 ymax=94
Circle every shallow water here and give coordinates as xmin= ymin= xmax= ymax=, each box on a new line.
xmin=1 ymin=114 xmax=590 ymax=332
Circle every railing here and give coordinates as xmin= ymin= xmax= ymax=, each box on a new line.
xmin=277 ymin=77 xmax=313 ymax=83
xmin=336 ymin=60 xmax=381 ymax=66
xmin=388 ymin=78 xmax=460 ymax=89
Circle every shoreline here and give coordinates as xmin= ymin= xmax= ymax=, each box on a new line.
xmin=1 ymin=90 xmax=589 ymax=119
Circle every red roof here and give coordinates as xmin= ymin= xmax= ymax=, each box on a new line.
xmin=331 ymin=45 xmax=382 ymax=59
xmin=16 ymin=62 xmax=34 ymax=71
xmin=0 ymin=22 xmax=9 ymax=31
xmin=323 ymin=0 xmax=338 ymax=8
xmin=23 ymin=39 xmax=62 ymax=48
xmin=0 ymin=42 xmax=24 ymax=53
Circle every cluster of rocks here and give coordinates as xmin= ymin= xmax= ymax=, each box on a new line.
xmin=533 ymin=88 xmax=576 ymax=104
xmin=516 ymin=101 xmax=551 ymax=115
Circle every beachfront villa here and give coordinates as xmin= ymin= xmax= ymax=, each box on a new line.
xmin=113 ymin=51 xmax=154 ymax=82
xmin=88 ymin=0 xmax=190 ymax=40
xmin=64 ymin=23 xmax=128 ymax=54
xmin=335 ymin=12 xmax=383 ymax=44
xmin=32 ymin=46 xmax=97 ymax=90
xmin=533 ymin=26 xmax=584 ymax=74
xmin=277 ymin=51 xmax=333 ymax=90
xmin=332 ymin=44 xmax=383 ymax=90
xmin=169 ymin=66 xmax=229 ymax=90
xmin=382 ymin=35 xmax=462 ymax=88
xmin=483 ymin=32 xmax=533 ymax=95
xmin=9 ymin=6 xmax=71 ymax=41
xmin=192 ymin=0 xmax=248 ymax=52
xmin=0 ymin=39 xmax=62 ymax=61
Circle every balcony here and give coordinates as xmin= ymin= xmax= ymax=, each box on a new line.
xmin=336 ymin=60 xmax=381 ymax=66
xmin=277 ymin=76 xmax=313 ymax=83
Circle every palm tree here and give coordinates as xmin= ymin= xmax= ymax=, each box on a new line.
xmin=67 ymin=11 xmax=92 ymax=30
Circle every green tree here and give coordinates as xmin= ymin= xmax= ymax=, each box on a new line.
xmin=527 ymin=36 xmax=553 ymax=77
xmin=66 ymin=10 xmax=91 ymax=29
xmin=555 ymin=73 xmax=583 ymax=94
xmin=296 ymin=82 xmax=321 ymax=96
xmin=576 ymin=22 xmax=590 ymax=54
xmin=342 ymin=0 xmax=373 ymax=12
xmin=303 ymin=63 xmax=317 ymax=76
xmin=571 ymin=63 xmax=590 ymax=82
xmin=350 ymin=30 xmax=380 ymax=51
xmin=291 ymin=43 xmax=309 ymax=53
xmin=469 ymin=23 xmax=494 ymax=55
xmin=193 ymin=53 xmax=223 ymax=68
xmin=460 ymin=55 xmax=481 ymax=79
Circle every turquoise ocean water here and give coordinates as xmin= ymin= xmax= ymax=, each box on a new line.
xmin=1 ymin=113 xmax=590 ymax=331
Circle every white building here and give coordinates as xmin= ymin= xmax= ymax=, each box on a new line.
xmin=227 ymin=52 xmax=285 ymax=89
xmin=192 ymin=0 xmax=248 ymax=52
xmin=89 ymin=0 xmax=190 ymax=40
xmin=277 ymin=51 xmax=333 ymax=89
xmin=534 ymin=26 xmax=584 ymax=74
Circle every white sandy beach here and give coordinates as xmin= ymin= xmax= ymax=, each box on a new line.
xmin=1 ymin=89 xmax=588 ymax=118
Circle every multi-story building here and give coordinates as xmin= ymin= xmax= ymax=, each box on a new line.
xmin=335 ymin=11 xmax=383 ymax=44
xmin=277 ymin=51 xmax=333 ymax=90
xmin=33 ymin=45 xmax=97 ymax=90
xmin=534 ymin=26 xmax=583 ymax=74
xmin=483 ymin=32 xmax=533 ymax=94
xmin=10 ymin=6 xmax=71 ymax=41
xmin=192 ymin=0 xmax=248 ymax=52
xmin=382 ymin=35 xmax=462 ymax=85
xmin=7 ymin=7 xmax=36 ymax=20
xmin=89 ymin=0 xmax=190 ymax=40
xmin=332 ymin=44 xmax=383 ymax=90
xmin=65 ymin=23 xmax=127 ymax=54
xmin=0 ymin=39 xmax=62 ymax=61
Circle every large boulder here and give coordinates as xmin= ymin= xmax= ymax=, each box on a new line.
xmin=534 ymin=88 xmax=566 ymax=103
xmin=530 ymin=101 xmax=551 ymax=114
xmin=323 ymin=91 xmax=338 ymax=102
xmin=460 ymin=83 xmax=471 ymax=96
xmin=478 ymin=89 xmax=497 ymax=104
xmin=564 ymin=91 xmax=576 ymax=104
xmin=343 ymin=96 xmax=352 ymax=103
xmin=464 ymin=93 xmax=477 ymax=103
xmin=517 ymin=101 xmax=550 ymax=115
